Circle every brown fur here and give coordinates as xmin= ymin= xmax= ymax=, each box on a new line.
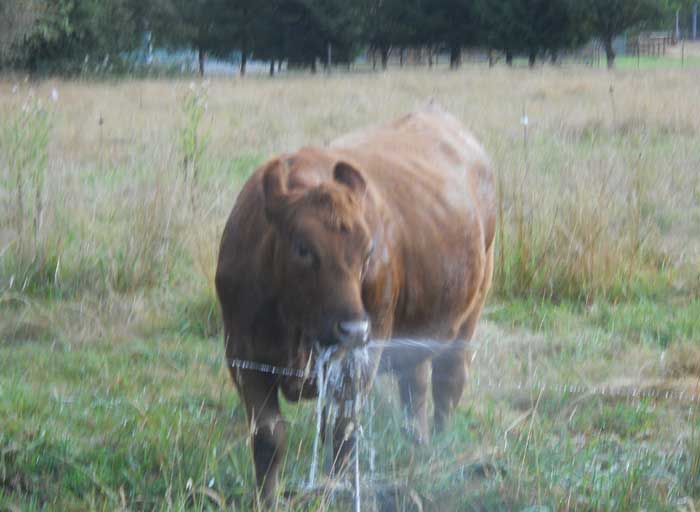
xmin=215 ymin=104 xmax=496 ymax=500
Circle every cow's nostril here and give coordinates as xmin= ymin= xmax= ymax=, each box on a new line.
xmin=335 ymin=319 xmax=370 ymax=343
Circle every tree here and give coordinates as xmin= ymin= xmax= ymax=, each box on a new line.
xmin=213 ymin=0 xmax=269 ymax=76
xmin=299 ymin=0 xmax=364 ymax=68
xmin=2 ymin=0 xmax=144 ymax=73
xmin=658 ymin=0 xmax=697 ymax=38
xmin=479 ymin=0 xmax=585 ymax=67
xmin=242 ymin=0 xmax=361 ymax=73
xmin=356 ymin=0 xmax=422 ymax=69
xmin=422 ymin=0 xmax=481 ymax=69
xmin=0 ymin=0 xmax=42 ymax=68
xmin=581 ymin=0 xmax=662 ymax=68
xmin=150 ymin=0 xmax=233 ymax=76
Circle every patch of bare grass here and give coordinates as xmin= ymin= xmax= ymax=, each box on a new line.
xmin=664 ymin=342 xmax=700 ymax=379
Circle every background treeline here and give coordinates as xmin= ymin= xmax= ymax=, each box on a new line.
xmin=0 ymin=0 xmax=697 ymax=74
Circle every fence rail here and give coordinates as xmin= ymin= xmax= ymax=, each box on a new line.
xmin=627 ymin=32 xmax=676 ymax=57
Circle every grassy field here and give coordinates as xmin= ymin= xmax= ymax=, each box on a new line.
xmin=615 ymin=54 xmax=700 ymax=69
xmin=1 ymin=65 xmax=700 ymax=510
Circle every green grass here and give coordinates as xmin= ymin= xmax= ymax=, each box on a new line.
xmin=488 ymin=296 xmax=700 ymax=349
xmin=615 ymin=55 xmax=700 ymax=69
xmin=2 ymin=298 xmax=700 ymax=510
xmin=0 ymin=336 xmax=252 ymax=510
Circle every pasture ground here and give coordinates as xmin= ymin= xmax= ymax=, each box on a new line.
xmin=1 ymin=65 xmax=700 ymax=510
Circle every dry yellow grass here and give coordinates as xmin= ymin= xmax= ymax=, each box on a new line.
xmin=2 ymin=67 xmax=700 ymax=160
xmin=668 ymin=40 xmax=700 ymax=59
xmin=1 ymin=66 xmax=699 ymax=327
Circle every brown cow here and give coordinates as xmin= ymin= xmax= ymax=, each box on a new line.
xmin=215 ymin=103 xmax=496 ymax=501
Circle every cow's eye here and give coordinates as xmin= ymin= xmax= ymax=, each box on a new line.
xmin=293 ymin=239 xmax=314 ymax=266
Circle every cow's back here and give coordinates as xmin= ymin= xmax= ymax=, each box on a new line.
xmin=218 ymin=106 xmax=496 ymax=351
xmin=331 ymin=106 xmax=496 ymax=339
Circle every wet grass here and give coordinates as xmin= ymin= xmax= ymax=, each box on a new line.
xmin=2 ymin=300 xmax=699 ymax=510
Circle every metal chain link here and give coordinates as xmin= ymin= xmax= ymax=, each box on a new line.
xmin=228 ymin=358 xmax=310 ymax=379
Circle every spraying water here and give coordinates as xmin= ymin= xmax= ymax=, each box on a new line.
xmin=367 ymin=337 xmax=447 ymax=353
xmin=307 ymin=347 xmax=333 ymax=487
xmin=351 ymin=348 xmax=364 ymax=512
xmin=228 ymin=334 xmax=700 ymax=510
xmin=305 ymin=345 xmax=370 ymax=511
xmin=368 ymin=397 xmax=376 ymax=477
xmin=231 ymin=338 xmax=443 ymax=509
xmin=354 ymin=433 xmax=361 ymax=512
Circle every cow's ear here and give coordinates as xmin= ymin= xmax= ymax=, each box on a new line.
xmin=333 ymin=161 xmax=366 ymax=199
xmin=262 ymin=159 xmax=289 ymax=224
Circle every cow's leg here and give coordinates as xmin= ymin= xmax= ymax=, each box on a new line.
xmin=397 ymin=358 xmax=431 ymax=444
xmin=431 ymin=341 xmax=468 ymax=434
xmin=233 ymin=368 xmax=285 ymax=504
xmin=432 ymin=244 xmax=493 ymax=433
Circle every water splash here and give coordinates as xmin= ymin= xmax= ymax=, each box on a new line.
xmin=368 ymin=397 xmax=376 ymax=477
xmin=368 ymin=337 xmax=445 ymax=351
xmin=308 ymin=347 xmax=335 ymax=487
xmin=352 ymin=349 xmax=364 ymax=512
xmin=367 ymin=337 xmax=469 ymax=359
xmin=354 ymin=431 xmax=361 ymax=512
xmin=306 ymin=345 xmax=371 ymax=512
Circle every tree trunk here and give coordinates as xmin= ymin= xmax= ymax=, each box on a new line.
xmin=528 ymin=51 xmax=536 ymax=68
xmin=278 ymin=60 xmax=282 ymax=72
xmin=449 ymin=44 xmax=462 ymax=69
xmin=399 ymin=48 xmax=404 ymax=67
xmin=505 ymin=50 xmax=513 ymax=66
xmin=311 ymin=58 xmax=317 ymax=74
xmin=372 ymin=49 xmax=377 ymax=70
xmin=269 ymin=60 xmax=275 ymax=76
xmin=198 ymin=47 xmax=205 ymax=76
xmin=428 ymin=49 xmax=433 ymax=67
xmin=380 ymin=47 xmax=389 ymax=70
xmin=604 ymin=35 xmax=615 ymax=69
xmin=240 ymin=50 xmax=247 ymax=77
xmin=488 ymin=50 xmax=495 ymax=68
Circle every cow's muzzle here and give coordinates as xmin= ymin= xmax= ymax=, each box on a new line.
xmin=333 ymin=317 xmax=370 ymax=349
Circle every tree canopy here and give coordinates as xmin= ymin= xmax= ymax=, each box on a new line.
xmin=0 ymin=0 xmax=684 ymax=73
xmin=582 ymin=0 xmax=664 ymax=68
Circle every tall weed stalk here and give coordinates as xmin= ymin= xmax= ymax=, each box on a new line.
xmin=0 ymin=92 xmax=54 ymax=293
xmin=179 ymin=82 xmax=211 ymax=210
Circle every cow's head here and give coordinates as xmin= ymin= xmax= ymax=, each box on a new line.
xmin=262 ymin=157 xmax=374 ymax=354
